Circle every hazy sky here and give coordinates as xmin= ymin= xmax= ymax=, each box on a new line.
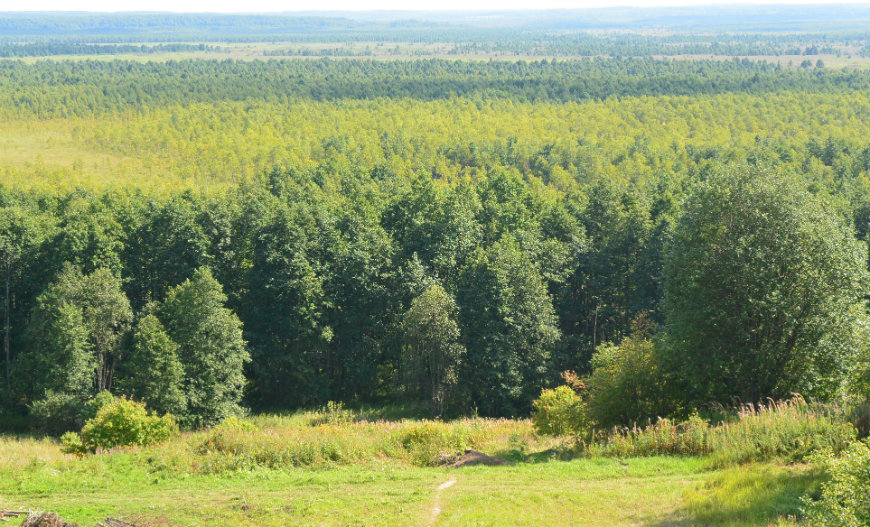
xmin=3 ymin=0 xmax=868 ymax=12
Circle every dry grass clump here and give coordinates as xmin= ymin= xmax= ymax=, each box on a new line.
xmin=0 ymin=436 xmax=68 ymax=471
xmin=588 ymin=396 xmax=856 ymax=465
xmin=192 ymin=410 xmax=546 ymax=471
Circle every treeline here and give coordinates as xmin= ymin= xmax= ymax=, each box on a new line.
xmin=0 ymin=42 xmax=220 ymax=58
xmin=73 ymin=90 xmax=870 ymax=188
xmin=1 ymin=137 xmax=869 ymax=429
xmin=448 ymin=32 xmax=868 ymax=58
xmin=2 ymin=31 xmax=866 ymax=59
xmin=0 ymin=57 xmax=865 ymax=119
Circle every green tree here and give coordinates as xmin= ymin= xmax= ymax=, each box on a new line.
xmin=457 ymin=234 xmax=560 ymax=416
xmin=51 ymin=196 xmax=125 ymax=276
xmin=0 ymin=206 xmax=43 ymax=390
xmin=23 ymin=300 xmax=93 ymax=402
xmin=158 ymin=267 xmax=249 ymax=428
xmin=126 ymin=193 xmax=212 ymax=307
xmin=401 ymin=283 xmax=465 ymax=417
xmin=242 ymin=200 xmax=331 ymax=408
xmin=664 ymin=166 xmax=869 ymax=406
xmin=22 ymin=265 xmax=131 ymax=398
xmin=119 ymin=313 xmax=186 ymax=416
xmin=80 ymin=268 xmax=134 ymax=392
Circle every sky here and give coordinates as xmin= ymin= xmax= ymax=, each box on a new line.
xmin=3 ymin=0 xmax=868 ymax=12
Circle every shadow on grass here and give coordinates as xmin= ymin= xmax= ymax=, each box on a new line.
xmin=650 ymin=464 xmax=823 ymax=527
xmin=494 ymin=445 xmax=581 ymax=464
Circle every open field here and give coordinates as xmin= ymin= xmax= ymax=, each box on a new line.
xmin=0 ymin=404 xmax=840 ymax=526
xmin=0 ymin=423 xmax=818 ymax=527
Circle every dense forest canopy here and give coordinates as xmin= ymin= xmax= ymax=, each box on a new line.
xmin=0 ymin=11 xmax=868 ymax=431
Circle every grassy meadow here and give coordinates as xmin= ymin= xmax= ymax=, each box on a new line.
xmin=0 ymin=402 xmax=844 ymax=526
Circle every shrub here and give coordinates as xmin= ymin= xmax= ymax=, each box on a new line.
xmin=802 ymin=439 xmax=870 ymax=527
xmin=62 ymin=397 xmax=177 ymax=454
xmin=59 ymin=430 xmax=84 ymax=453
xmin=30 ymin=391 xmax=88 ymax=436
xmin=585 ymin=315 xmax=674 ymax=428
xmin=532 ymin=385 xmax=590 ymax=438
xmin=214 ymin=415 xmax=256 ymax=432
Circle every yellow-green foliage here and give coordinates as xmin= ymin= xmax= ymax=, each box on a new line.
xmin=62 ymin=397 xmax=177 ymax=455
xmin=802 ymin=439 xmax=870 ymax=527
xmin=213 ymin=415 xmax=256 ymax=432
xmin=585 ymin=314 xmax=670 ymax=428
xmin=308 ymin=400 xmax=355 ymax=426
xmin=531 ymin=385 xmax=590 ymax=437
xmin=0 ymin=90 xmax=866 ymax=192
xmin=82 ymin=92 xmax=869 ymax=185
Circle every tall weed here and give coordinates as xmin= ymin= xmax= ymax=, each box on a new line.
xmin=590 ymin=397 xmax=855 ymax=465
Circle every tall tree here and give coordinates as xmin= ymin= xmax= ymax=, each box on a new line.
xmin=158 ymin=267 xmax=249 ymax=428
xmin=0 ymin=207 xmax=43 ymax=389
xmin=119 ymin=312 xmax=186 ymax=416
xmin=80 ymin=268 xmax=134 ymax=392
xmin=22 ymin=265 xmax=131 ymax=398
xmin=457 ymin=234 xmax=560 ymax=416
xmin=51 ymin=196 xmax=125 ymax=276
xmin=243 ymin=201 xmax=331 ymax=407
xmin=664 ymin=166 xmax=869 ymax=405
xmin=401 ymin=283 xmax=465 ymax=417
xmin=126 ymin=193 xmax=211 ymax=308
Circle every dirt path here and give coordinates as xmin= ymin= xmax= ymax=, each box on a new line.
xmin=427 ymin=478 xmax=457 ymax=526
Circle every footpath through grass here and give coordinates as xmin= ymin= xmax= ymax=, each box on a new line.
xmin=0 ymin=453 xmax=818 ymax=527
xmin=0 ymin=409 xmax=824 ymax=527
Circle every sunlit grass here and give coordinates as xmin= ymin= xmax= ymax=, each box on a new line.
xmin=683 ymin=463 xmax=822 ymax=527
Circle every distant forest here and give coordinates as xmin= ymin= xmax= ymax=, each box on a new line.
xmin=0 ymin=11 xmax=868 ymax=432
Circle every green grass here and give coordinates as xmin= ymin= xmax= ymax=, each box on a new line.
xmin=0 ymin=450 xmax=816 ymax=527
xmin=683 ymin=464 xmax=822 ymax=527
xmin=0 ymin=409 xmax=828 ymax=526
